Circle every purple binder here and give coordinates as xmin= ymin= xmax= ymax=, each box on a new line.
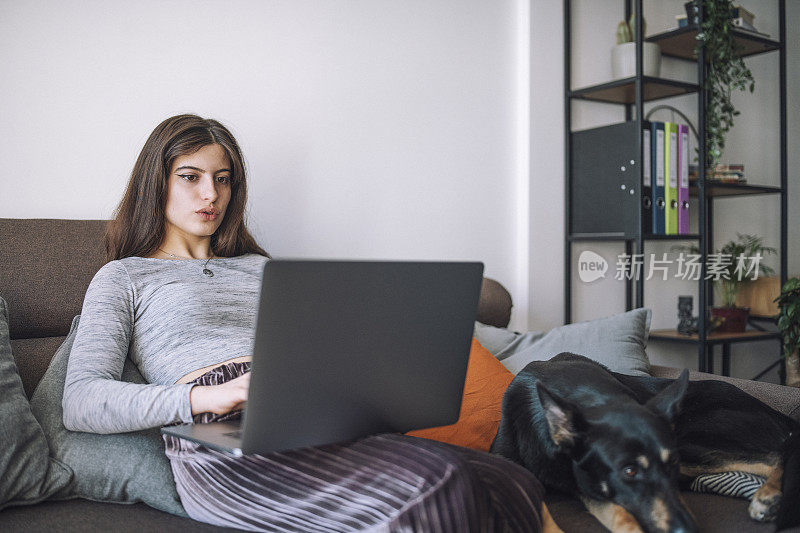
xmin=678 ymin=124 xmax=690 ymax=235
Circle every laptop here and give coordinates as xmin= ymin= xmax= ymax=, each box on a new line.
xmin=161 ymin=259 xmax=484 ymax=456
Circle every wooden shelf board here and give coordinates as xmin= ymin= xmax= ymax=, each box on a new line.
xmin=643 ymin=233 xmax=700 ymax=241
xmin=569 ymin=233 xmax=629 ymax=241
xmin=689 ymin=183 xmax=783 ymax=197
xmin=647 ymin=26 xmax=780 ymax=61
xmin=570 ymin=77 xmax=699 ymax=105
xmin=749 ymin=314 xmax=778 ymax=321
xmin=650 ymin=329 xmax=781 ymax=344
xmin=568 ymin=233 xmax=700 ymax=242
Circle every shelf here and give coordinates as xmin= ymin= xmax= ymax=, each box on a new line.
xmin=689 ymin=182 xmax=783 ymax=197
xmin=569 ymin=233 xmax=699 ymax=242
xmin=569 ymin=26 xmax=779 ymax=106
xmin=647 ymin=25 xmax=780 ymax=61
xmin=644 ymin=233 xmax=700 ymax=241
xmin=569 ymin=233 xmax=629 ymax=241
xmin=649 ymin=329 xmax=781 ymax=345
xmin=563 ymin=3 xmax=788 ymax=374
xmin=569 ymin=77 xmax=699 ymax=105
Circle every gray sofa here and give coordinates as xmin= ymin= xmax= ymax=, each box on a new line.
xmin=1 ymin=218 xmax=799 ymax=532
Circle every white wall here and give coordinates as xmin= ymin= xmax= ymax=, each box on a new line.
xmin=528 ymin=0 xmax=566 ymax=332
xmin=2 ymin=0 xmax=797 ymax=379
xmin=0 ymin=0 xmax=531 ymax=331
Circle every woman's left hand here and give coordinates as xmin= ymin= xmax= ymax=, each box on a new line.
xmin=190 ymin=372 xmax=250 ymax=415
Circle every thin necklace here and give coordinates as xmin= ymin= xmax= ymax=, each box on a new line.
xmin=158 ymin=248 xmax=215 ymax=278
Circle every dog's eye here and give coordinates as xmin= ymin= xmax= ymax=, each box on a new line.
xmin=622 ymin=465 xmax=638 ymax=478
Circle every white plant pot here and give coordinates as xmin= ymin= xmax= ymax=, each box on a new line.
xmin=611 ymin=42 xmax=662 ymax=79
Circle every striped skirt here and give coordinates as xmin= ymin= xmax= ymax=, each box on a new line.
xmin=163 ymin=362 xmax=544 ymax=532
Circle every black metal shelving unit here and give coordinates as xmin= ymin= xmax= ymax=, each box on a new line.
xmin=564 ymin=0 xmax=788 ymax=380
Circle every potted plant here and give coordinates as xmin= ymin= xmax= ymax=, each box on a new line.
xmin=675 ymin=234 xmax=776 ymax=332
xmin=689 ymin=0 xmax=756 ymax=170
xmin=611 ymin=14 xmax=661 ymax=79
xmin=775 ymin=278 xmax=800 ymax=387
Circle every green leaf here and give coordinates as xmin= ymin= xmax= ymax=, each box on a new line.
xmin=698 ymin=0 xmax=755 ymax=166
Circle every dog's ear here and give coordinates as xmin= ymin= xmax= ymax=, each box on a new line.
xmin=645 ymin=369 xmax=689 ymax=423
xmin=536 ymin=382 xmax=582 ymax=449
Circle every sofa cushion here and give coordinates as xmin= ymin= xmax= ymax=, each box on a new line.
xmin=0 ymin=296 xmax=73 ymax=510
xmin=0 ymin=499 xmax=236 ymax=532
xmin=10 ymin=336 xmax=67 ymax=399
xmin=406 ymin=337 xmax=514 ymax=451
xmin=475 ymin=308 xmax=652 ymax=376
xmin=29 ymin=315 xmax=186 ymax=516
xmin=650 ymin=364 xmax=800 ymax=422
xmin=545 ymin=490 xmax=778 ymax=533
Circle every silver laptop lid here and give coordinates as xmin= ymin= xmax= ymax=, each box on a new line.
xmin=240 ymin=259 xmax=484 ymax=455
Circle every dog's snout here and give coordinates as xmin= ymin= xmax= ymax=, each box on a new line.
xmin=669 ymin=522 xmax=700 ymax=533
xmin=666 ymin=499 xmax=699 ymax=533
xmin=646 ymin=493 xmax=699 ymax=533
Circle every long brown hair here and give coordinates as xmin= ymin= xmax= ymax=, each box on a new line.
xmin=105 ymin=114 xmax=268 ymax=261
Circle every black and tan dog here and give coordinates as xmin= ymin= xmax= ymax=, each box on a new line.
xmin=491 ymin=353 xmax=800 ymax=533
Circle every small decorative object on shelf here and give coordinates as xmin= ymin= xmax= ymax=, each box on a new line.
xmin=677 ymin=295 xmax=700 ymax=335
xmin=611 ymin=13 xmax=661 ymax=79
xmin=775 ymin=278 xmax=800 ymax=387
xmin=684 ymin=1 xmax=700 ymax=26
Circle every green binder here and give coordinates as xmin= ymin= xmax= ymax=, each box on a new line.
xmin=664 ymin=122 xmax=679 ymax=235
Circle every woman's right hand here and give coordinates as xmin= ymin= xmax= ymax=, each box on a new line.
xmin=189 ymin=372 xmax=250 ymax=415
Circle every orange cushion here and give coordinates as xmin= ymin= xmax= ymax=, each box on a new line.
xmin=406 ymin=337 xmax=514 ymax=452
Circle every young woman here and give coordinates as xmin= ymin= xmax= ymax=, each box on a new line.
xmin=63 ymin=114 xmax=545 ymax=532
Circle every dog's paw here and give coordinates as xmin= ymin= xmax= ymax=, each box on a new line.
xmin=748 ymin=489 xmax=781 ymax=522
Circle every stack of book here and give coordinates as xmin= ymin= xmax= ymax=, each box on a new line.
xmin=689 ymin=164 xmax=747 ymax=184
xmin=730 ymin=5 xmax=769 ymax=37
xmin=730 ymin=5 xmax=756 ymax=29
xmin=676 ymin=4 xmax=769 ymax=38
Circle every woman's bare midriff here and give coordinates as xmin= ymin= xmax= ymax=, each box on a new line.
xmin=175 ymin=355 xmax=252 ymax=384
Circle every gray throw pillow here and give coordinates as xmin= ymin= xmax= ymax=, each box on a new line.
xmin=474 ymin=308 xmax=652 ymax=376
xmin=0 ymin=296 xmax=72 ymax=509
xmin=29 ymin=315 xmax=187 ymax=516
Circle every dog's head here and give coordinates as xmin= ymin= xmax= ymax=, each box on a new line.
xmin=536 ymin=370 xmax=697 ymax=533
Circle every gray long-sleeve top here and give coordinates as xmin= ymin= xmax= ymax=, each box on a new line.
xmin=63 ymin=254 xmax=267 ymax=434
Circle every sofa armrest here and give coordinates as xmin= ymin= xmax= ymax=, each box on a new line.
xmin=476 ymin=278 xmax=513 ymax=329
xmin=650 ymin=365 xmax=800 ymax=422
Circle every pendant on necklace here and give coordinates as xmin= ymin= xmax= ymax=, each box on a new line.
xmin=203 ymin=268 xmax=214 ymax=277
